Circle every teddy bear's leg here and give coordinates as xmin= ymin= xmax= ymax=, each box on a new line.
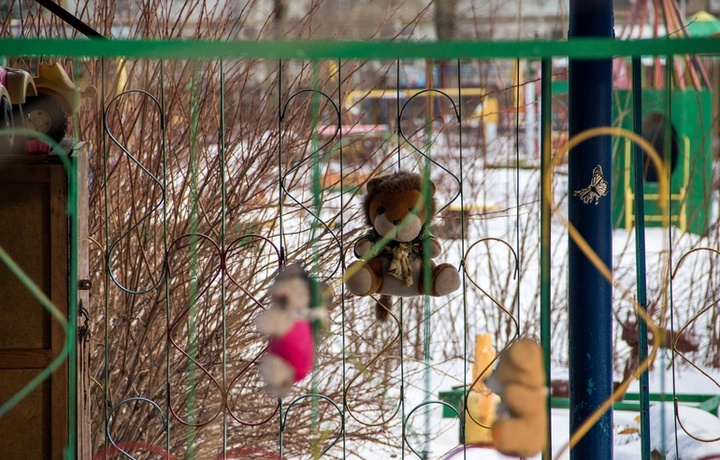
xmin=375 ymin=294 xmax=393 ymax=321
xmin=492 ymin=418 xmax=547 ymax=458
xmin=345 ymin=259 xmax=382 ymax=296
xmin=430 ymin=263 xmax=461 ymax=296
xmin=259 ymin=354 xmax=295 ymax=398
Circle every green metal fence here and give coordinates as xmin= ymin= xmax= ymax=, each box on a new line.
xmin=0 ymin=36 xmax=719 ymax=460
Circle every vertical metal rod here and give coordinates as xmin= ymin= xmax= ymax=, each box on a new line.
xmin=337 ymin=57 xmax=348 ymax=460
xmin=396 ymin=59 xmax=402 ymax=167
xmin=159 ymin=62 xmax=172 ymax=459
xmin=539 ymin=57 xmax=553 ymax=460
xmin=310 ymin=61 xmax=321 ymax=443
xmin=65 ymin=153 xmax=78 ymax=459
xmin=219 ymin=59 xmax=228 ymax=460
xmin=397 ymin=58 xmax=407 ymax=460
xmin=515 ymin=60 xmax=522 ymax=335
xmin=276 ymin=60 xmax=285 ymax=458
xmin=277 ymin=62 xmax=285 ymax=263
xmin=421 ymin=58 xmax=435 ymax=460
xmin=568 ymin=1 xmax=614 ymax=459
xmin=185 ymin=61 xmax=202 ymax=458
xmin=663 ymin=55 xmax=678 ymax=458
xmin=422 ymin=286 xmax=431 ymax=460
xmin=101 ymin=58 xmax=112 ymax=458
xmin=631 ymin=56 xmax=652 ymax=460
xmin=278 ymin=398 xmax=284 ymax=458
xmin=456 ymin=56 xmax=469 ymax=454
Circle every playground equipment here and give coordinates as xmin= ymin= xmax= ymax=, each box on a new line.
xmin=24 ymin=62 xmax=96 ymax=145
xmin=612 ymin=88 xmax=714 ymax=235
xmin=0 ymin=62 xmax=95 ymax=153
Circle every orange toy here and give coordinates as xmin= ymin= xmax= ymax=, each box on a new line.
xmin=465 ymin=333 xmax=500 ymax=446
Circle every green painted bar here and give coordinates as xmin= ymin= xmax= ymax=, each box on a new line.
xmin=2 ymin=37 xmax=720 ymax=60
xmin=622 ymin=393 xmax=713 ymax=403
xmin=438 ymin=389 xmax=720 ymax=418
xmin=550 ymin=397 xmax=720 ymax=415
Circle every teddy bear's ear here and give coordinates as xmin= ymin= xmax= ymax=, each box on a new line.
xmin=427 ymin=179 xmax=436 ymax=195
xmin=282 ymin=263 xmax=306 ymax=278
xmin=366 ymin=176 xmax=383 ymax=194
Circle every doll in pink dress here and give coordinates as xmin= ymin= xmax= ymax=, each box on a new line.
xmin=255 ymin=264 xmax=330 ymax=398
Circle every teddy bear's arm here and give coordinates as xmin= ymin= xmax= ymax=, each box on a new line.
xmin=256 ymin=309 xmax=295 ymax=338
xmin=428 ymin=236 xmax=442 ymax=258
xmin=354 ymin=236 xmax=374 ymax=258
xmin=309 ymin=305 xmax=330 ymax=329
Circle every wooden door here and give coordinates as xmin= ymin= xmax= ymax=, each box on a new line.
xmin=0 ymin=145 xmax=89 ymax=459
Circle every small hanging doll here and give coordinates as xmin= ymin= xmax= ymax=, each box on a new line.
xmin=255 ymin=264 xmax=331 ymax=398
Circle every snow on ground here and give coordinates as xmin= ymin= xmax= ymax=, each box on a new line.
xmin=419 ymin=366 xmax=720 ymax=460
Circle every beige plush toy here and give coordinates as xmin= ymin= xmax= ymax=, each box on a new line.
xmin=255 ymin=264 xmax=331 ymax=398
xmin=485 ymin=338 xmax=547 ymax=458
xmin=344 ymin=171 xmax=461 ymax=321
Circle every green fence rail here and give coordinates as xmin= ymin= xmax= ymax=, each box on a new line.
xmin=2 ymin=36 xmax=720 ymax=59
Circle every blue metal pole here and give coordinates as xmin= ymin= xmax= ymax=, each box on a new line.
xmin=568 ymin=1 xmax=614 ymax=459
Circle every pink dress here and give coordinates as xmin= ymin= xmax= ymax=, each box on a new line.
xmin=267 ymin=321 xmax=314 ymax=382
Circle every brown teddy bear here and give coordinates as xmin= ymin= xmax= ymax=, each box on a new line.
xmin=485 ymin=338 xmax=548 ymax=458
xmin=344 ymin=171 xmax=460 ymax=321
